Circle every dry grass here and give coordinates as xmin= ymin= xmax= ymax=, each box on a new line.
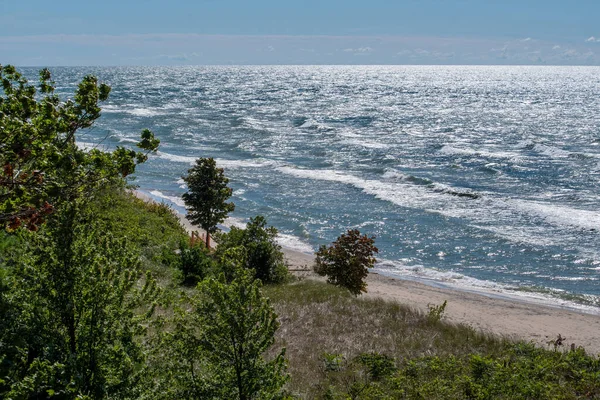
xmin=263 ymin=278 xmax=511 ymax=398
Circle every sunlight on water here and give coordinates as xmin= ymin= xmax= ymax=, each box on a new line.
xmin=30 ymin=65 xmax=600 ymax=308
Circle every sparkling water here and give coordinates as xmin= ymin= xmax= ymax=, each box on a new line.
xmin=35 ymin=66 xmax=600 ymax=309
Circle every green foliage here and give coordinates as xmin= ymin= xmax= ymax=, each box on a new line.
xmin=177 ymin=241 xmax=215 ymax=285
xmin=322 ymin=353 xmax=345 ymax=372
xmin=427 ymin=300 xmax=448 ymax=323
xmin=0 ymin=210 xmax=159 ymax=399
xmin=86 ymin=187 xmax=188 ymax=278
xmin=216 ymin=216 xmax=288 ymax=284
xmin=356 ymin=352 xmax=397 ymax=381
xmin=314 ymin=229 xmax=378 ymax=296
xmin=152 ymin=267 xmax=289 ymax=400
xmin=0 ymin=65 xmax=159 ymax=230
xmin=182 ymin=157 xmax=235 ymax=247
xmin=195 ymin=268 xmax=289 ymax=399
xmin=313 ymin=344 xmax=600 ymax=399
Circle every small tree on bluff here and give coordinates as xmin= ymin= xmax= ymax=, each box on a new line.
xmin=314 ymin=229 xmax=378 ymax=296
xmin=182 ymin=157 xmax=235 ymax=248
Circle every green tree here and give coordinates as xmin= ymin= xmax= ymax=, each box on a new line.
xmin=182 ymin=157 xmax=235 ymax=248
xmin=0 ymin=215 xmax=159 ymax=399
xmin=0 ymin=65 xmax=159 ymax=230
xmin=314 ymin=229 xmax=378 ymax=296
xmin=216 ymin=216 xmax=288 ymax=284
xmin=154 ymin=263 xmax=288 ymax=400
xmin=196 ymin=267 xmax=288 ymax=399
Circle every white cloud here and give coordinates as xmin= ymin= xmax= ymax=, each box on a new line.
xmin=343 ymin=46 xmax=373 ymax=54
xmin=586 ymin=36 xmax=598 ymax=43
xmin=520 ymin=37 xmax=532 ymax=42
xmin=552 ymin=45 xmax=561 ymax=50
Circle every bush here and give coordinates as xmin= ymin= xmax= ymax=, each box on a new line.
xmin=216 ymin=216 xmax=288 ymax=284
xmin=177 ymin=241 xmax=214 ymax=285
xmin=314 ymin=229 xmax=378 ymax=296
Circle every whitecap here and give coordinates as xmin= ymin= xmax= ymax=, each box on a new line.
xmin=276 ymin=233 xmax=315 ymax=254
xmin=149 ymin=190 xmax=186 ymax=208
xmin=511 ymin=200 xmax=600 ymax=231
xmin=157 ymin=151 xmax=197 ymax=164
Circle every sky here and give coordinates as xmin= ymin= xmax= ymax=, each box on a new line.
xmin=2 ymin=0 xmax=600 ymax=66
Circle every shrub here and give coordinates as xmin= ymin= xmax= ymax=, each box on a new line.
xmin=216 ymin=216 xmax=288 ymax=284
xmin=314 ymin=229 xmax=378 ymax=296
xmin=177 ymin=241 xmax=214 ymax=285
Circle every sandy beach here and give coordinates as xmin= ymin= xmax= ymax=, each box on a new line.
xmin=135 ymin=190 xmax=600 ymax=355
xmin=282 ymin=246 xmax=600 ymax=355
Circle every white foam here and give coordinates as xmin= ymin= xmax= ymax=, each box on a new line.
xmin=157 ymin=151 xmax=196 ymax=164
xmin=512 ymin=200 xmax=600 ymax=231
xmin=532 ymin=143 xmax=571 ymax=158
xmin=343 ymin=138 xmax=389 ymax=149
xmin=299 ymin=119 xmax=333 ymax=131
xmin=439 ymin=145 xmax=520 ymax=160
xmin=277 ymin=166 xmax=478 ymax=214
xmin=149 ymin=190 xmax=186 ymax=208
xmin=376 ymin=259 xmax=600 ymax=314
xmin=276 ymin=233 xmax=315 ymax=254
xmin=215 ymin=158 xmax=279 ymax=169
xmin=276 ymin=165 xmax=596 ymax=249
xmin=128 ymin=107 xmax=163 ymax=117
xmin=118 ymin=137 xmax=139 ymax=144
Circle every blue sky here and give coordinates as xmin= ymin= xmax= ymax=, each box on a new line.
xmin=2 ymin=0 xmax=600 ymax=65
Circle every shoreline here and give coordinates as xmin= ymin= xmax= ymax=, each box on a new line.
xmin=134 ymin=190 xmax=600 ymax=354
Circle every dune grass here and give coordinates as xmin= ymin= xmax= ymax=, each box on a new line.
xmin=263 ymin=279 xmax=512 ymax=398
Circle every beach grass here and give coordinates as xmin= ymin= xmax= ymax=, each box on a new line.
xmin=263 ymin=279 xmax=512 ymax=398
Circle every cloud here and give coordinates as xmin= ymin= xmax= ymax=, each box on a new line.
xmin=586 ymin=36 xmax=598 ymax=43
xmin=343 ymin=46 xmax=373 ymax=55
xmin=520 ymin=37 xmax=532 ymax=42
xmin=3 ymin=33 xmax=600 ymax=66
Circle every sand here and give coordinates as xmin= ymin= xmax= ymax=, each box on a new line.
xmin=283 ymin=247 xmax=600 ymax=355
xmin=134 ymin=190 xmax=600 ymax=355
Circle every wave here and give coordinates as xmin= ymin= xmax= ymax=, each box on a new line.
xmin=342 ymin=138 xmax=390 ymax=150
xmin=276 ymin=165 xmax=600 ymax=249
xmin=297 ymin=119 xmax=334 ymax=132
xmin=157 ymin=151 xmax=196 ymax=164
xmin=439 ymin=145 xmax=521 ymax=160
xmin=215 ymin=158 xmax=280 ymax=169
xmin=101 ymin=105 xmax=166 ymax=117
xmin=158 ymin=152 xmax=280 ymax=170
xmin=376 ymin=259 xmax=600 ymax=313
xmin=511 ymin=200 xmax=600 ymax=232
xmin=276 ymin=233 xmax=315 ymax=254
xmin=148 ymin=190 xmax=186 ymax=208
xmin=277 ymin=166 xmax=480 ymax=212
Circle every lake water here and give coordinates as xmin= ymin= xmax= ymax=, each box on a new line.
xmin=36 ymin=65 xmax=600 ymax=310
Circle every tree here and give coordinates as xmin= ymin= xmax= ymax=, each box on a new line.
xmin=182 ymin=157 xmax=235 ymax=248
xmin=0 ymin=216 xmax=159 ymax=399
xmin=195 ymin=267 xmax=288 ymax=399
xmin=314 ymin=229 xmax=378 ymax=296
xmin=152 ymin=264 xmax=288 ymax=400
xmin=0 ymin=65 xmax=159 ymax=231
xmin=215 ymin=216 xmax=288 ymax=284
